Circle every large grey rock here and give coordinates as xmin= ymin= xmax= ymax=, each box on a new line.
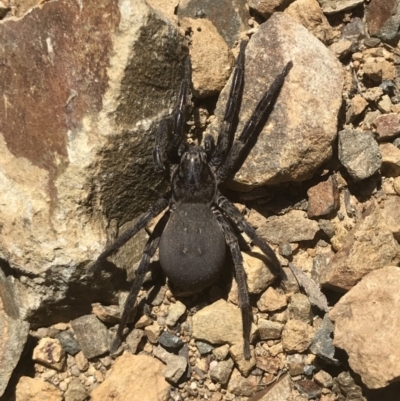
xmin=209 ymin=12 xmax=343 ymax=190
xmin=0 ymin=0 xmax=186 ymax=325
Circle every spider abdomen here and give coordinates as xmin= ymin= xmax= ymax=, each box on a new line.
xmin=159 ymin=203 xmax=226 ymax=293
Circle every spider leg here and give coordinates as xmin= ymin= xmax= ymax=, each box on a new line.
xmin=214 ymin=210 xmax=252 ymax=360
xmin=110 ymin=210 xmax=170 ymax=353
xmin=153 ymin=56 xmax=191 ymax=172
xmin=209 ymin=41 xmax=246 ymax=168
xmin=216 ymin=60 xmax=293 ymax=182
xmin=215 ymin=193 xmax=284 ymax=279
xmin=89 ymin=194 xmax=170 ymax=274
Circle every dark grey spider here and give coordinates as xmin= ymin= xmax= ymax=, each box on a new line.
xmin=90 ymin=41 xmax=292 ymax=360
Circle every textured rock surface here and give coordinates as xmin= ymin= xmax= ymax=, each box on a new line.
xmin=257 ymin=210 xmax=320 ymax=244
xmin=209 ymin=12 xmax=343 ymax=189
xmin=320 ymin=202 xmax=400 ymax=291
xmin=33 ymin=338 xmax=66 ymax=371
xmin=71 ymin=315 xmax=110 ymax=359
xmin=180 ymin=17 xmax=234 ymax=97
xmin=0 ymin=270 xmax=30 ymax=397
xmin=330 ymin=266 xmax=400 ymax=389
xmin=282 ymin=319 xmax=315 ymax=353
xmin=0 ymin=0 xmax=186 ymax=326
xmin=318 ymin=0 xmax=364 ymax=14
xmin=192 ymin=299 xmax=256 ymax=348
xmin=307 ymin=176 xmax=340 ymax=218
xmin=16 ymin=377 xmax=62 ymax=401
xmin=338 ymin=129 xmax=382 ymax=180
xmin=247 ymin=374 xmax=292 ymax=401
xmin=91 ymin=353 xmax=169 ymax=401
xmin=177 ymin=0 xmax=248 ymax=47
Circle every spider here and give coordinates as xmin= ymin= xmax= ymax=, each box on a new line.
xmin=90 ymin=40 xmax=292 ymax=360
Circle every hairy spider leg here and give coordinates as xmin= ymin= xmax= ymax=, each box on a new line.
xmin=110 ymin=211 xmax=170 ymax=353
xmin=216 ymin=60 xmax=293 ymax=182
xmin=153 ymin=56 xmax=192 ymax=172
xmin=89 ymin=194 xmax=170 ymax=274
xmin=215 ymin=211 xmax=252 ymax=359
xmin=210 ymin=40 xmax=246 ymax=168
xmin=216 ymin=193 xmax=285 ymax=279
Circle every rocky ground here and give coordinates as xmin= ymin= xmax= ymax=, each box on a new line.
xmin=1 ymin=0 xmax=400 ymax=400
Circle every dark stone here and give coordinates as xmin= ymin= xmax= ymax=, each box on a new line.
xmin=57 ymin=330 xmax=81 ymax=356
xmin=294 ymin=380 xmax=322 ymax=398
xmin=195 ymin=340 xmax=214 ymax=355
xmin=159 ymin=331 xmax=184 ymax=351
xmin=310 ymin=315 xmax=339 ymax=365
xmin=367 ymin=0 xmax=400 ymax=44
xmin=71 ymin=315 xmax=110 ymax=359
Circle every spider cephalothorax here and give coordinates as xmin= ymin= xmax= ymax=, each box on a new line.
xmin=90 ymin=41 xmax=292 ymax=360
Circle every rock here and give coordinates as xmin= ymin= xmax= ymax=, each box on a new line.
xmin=144 ymin=322 xmax=162 ymax=344
xmin=341 ymin=17 xmax=365 ymax=44
xmin=125 ymin=329 xmax=144 ymax=354
xmin=212 ymin=344 xmax=230 ymax=360
xmin=0 ymin=0 xmax=186 ymax=327
xmin=33 ymin=337 xmax=66 ymax=371
xmin=158 ymin=331 xmax=183 ymax=351
xmin=333 ymin=371 xmax=365 ymax=399
xmin=210 ymin=358 xmax=234 ymax=384
xmin=192 ymin=299 xmax=256 ymax=349
xmin=91 ymin=303 xmax=121 ymax=324
xmin=350 ymin=94 xmax=369 ymax=118
xmin=380 ymin=142 xmax=400 ymax=176
xmin=64 ymin=378 xmax=88 ymax=401
xmin=57 ymin=330 xmax=81 ymax=356
xmin=166 ymin=301 xmax=186 ymax=326
xmin=227 ymin=368 xmax=260 ymax=397
xmin=320 ymin=203 xmax=400 ymax=291
xmin=257 ymin=287 xmax=287 ymax=312
xmin=16 ymin=377 xmax=62 ymax=401
xmin=91 ymin=353 xmax=169 ymax=401
xmin=318 ymin=0 xmax=364 ymax=14
xmin=74 ymin=351 xmax=89 ymax=372
xmin=282 ymin=319 xmax=315 ymax=353
xmin=363 ymin=56 xmax=397 ymax=83
xmin=294 ymin=380 xmax=322 ymax=398
xmin=373 ymin=113 xmax=400 ymax=140
xmin=229 ymin=343 xmax=256 ymax=376
xmin=338 ymin=129 xmax=381 ymax=181
xmin=146 ymin=0 xmax=179 ymax=23
xmin=329 ymin=40 xmax=353 ymax=59
xmin=258 ymin=319 xmax=284 ymax=340
xmin=307 ymin=176 xmax=340 ymax=218
xmin=285 ymin=0 xmax=334 ymax=44
xmin=255 ymin=355 xmax=282 ymax=375
xmin=309 ymin=314 xmax=338 ymax=365
xmin=71 ymin=315 xmax=110 ymax=359
xmin=209 ymin=12 xmax=343 ymax=189
xmin=153 ymin=345 xmax=187 ymax=384
xmin=195 ymin=340 xmax=214 ymax=355
xmin=180 ymin=17 xmax=234 ymax=98
xmin=0 ymin=269 xmax=30 ymax=397
xmin=287 ymin=353 xmax=306 ymax=376
xmin=366 ymin=0 xmax=400 ymax=44
xmin=243 ymin=248 xmax=276 ymax=294
xmin=314 ymin=370 xmax=333 ymax=388
xmin=382 ymin=196 xmax=400 ymax=241
xmin=378 ymin=94 xmax=393 ymax=113
xmin=249 ymin=0 xmax=286 ymax=18
xmin=257 ymin=210 xmax=320 ymax=245
xmin=177 ymin=0 xmax=248 ymax=47
xmin=330 ymin=266 xmax=400 ymax=389
xmin=247 ymin=374 xmax=292 ymax=401
xmin=288 ymin=293 xmax=312 ymax=323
